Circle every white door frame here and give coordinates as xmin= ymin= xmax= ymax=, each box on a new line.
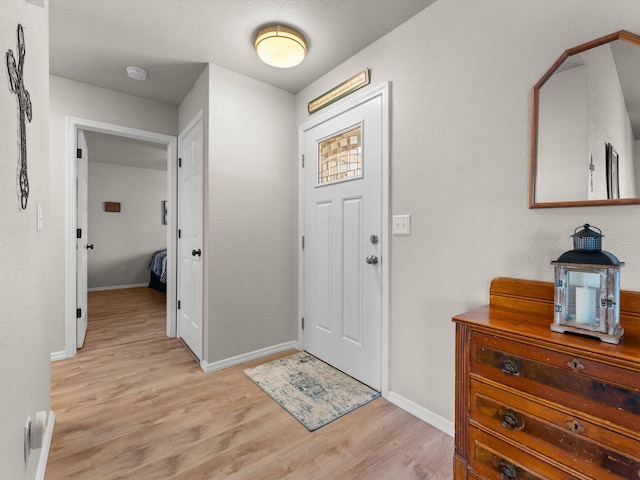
xmin=64 ymin=116 xmax=178 ymax=358
xmin=298 ymin=82 xmax=390 ymax=396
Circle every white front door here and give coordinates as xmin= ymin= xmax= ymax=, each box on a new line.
xmin=178 ymin=115 xmax=204 ymax=360
xmin=76 ymin=129 xmax=89 ymax=349
xmin=301 ymin=86 xmax=387 ymax=390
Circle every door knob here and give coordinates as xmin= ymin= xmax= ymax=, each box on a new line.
xmin=192 ymin=249 xmax=201 ymax=257
xmin=87 ymin=244 xmax=94 ymax=250
xmin=366 ymin=255 xmax=378 ymax=265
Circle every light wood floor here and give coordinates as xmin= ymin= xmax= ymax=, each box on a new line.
xmin=80 ymin=287 xmax=167 ymax=352
xmin=48 ymin=287 xmax=454 ymax=479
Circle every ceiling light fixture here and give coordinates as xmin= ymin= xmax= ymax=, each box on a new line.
xmin=254 ymin=25 xmax=307 ymax=68
xmin=126 ymin=66 xmax=147 ymax=81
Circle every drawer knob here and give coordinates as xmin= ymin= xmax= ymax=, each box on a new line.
xmin=567 ymin=419 xmax=585 ymax=434
xmin=498 ymin=463 xmax=517 ymax=480
xmin=567 ymin=359 xmax=585 ymax=371
xmin=500 ymin=359 xmax=520 ymax=376
xmin=501 ymin=410 xmax=522 ymax=430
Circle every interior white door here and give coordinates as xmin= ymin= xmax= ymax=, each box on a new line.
xmin=76 ymin=129 xmax=89 ymax=349
xmin=178 ymin=116 xmax=204 ymax=360
xmin=303 ymin=92 xmax=384 ymax=390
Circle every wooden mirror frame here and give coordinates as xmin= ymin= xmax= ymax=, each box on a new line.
xmin=530 ymin=30 xmax=640 ymax=208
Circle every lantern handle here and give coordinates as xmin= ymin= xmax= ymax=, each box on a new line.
xmin=575 ymin=223 xmax=601 ymax=235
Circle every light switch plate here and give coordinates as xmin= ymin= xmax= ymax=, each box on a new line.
xmin=392 ymin=215 xmax=411 ymax=236
xmin=36 ymin=204 xmax=43 ymax=231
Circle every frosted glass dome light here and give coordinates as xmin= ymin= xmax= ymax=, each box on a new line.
xmin=255 ymin=25 xmax=307 ymax=68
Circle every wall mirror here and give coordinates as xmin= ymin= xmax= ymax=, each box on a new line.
xmin=530 ymin=30 xmax=640 ymax=208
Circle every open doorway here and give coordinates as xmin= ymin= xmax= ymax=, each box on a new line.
xmin=80 ymin=130 xmax=169 ymax=351
xmin=65 ymin=117 xmax=178 ymax=358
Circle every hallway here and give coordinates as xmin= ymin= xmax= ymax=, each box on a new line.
xmin=47 ymin=288 xmax=453 ymax=479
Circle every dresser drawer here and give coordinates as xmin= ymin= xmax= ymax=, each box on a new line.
xmin=469 ymin=427 xmax=575 ymax=480
xmin=471 ymin=332 xmax=640 ymax=434
xmin=470 ymin=379 xmax=640 ymax=479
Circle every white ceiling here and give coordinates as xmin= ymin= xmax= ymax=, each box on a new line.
xmin=545 ymin=38 xmax=640 ymax=140
xmin=49 ymin=0 xmax=436 ymax=106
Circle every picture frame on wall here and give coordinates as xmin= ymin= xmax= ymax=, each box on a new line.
xmin=606 ymin=143 xmax=619 ymax=200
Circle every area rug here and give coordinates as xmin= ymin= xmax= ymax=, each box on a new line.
xmin=243 ymin=352 xmax=380 ymax=431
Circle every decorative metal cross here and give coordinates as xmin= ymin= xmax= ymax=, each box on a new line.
xmin=6 ymin=24 xmax=32 ymax=210
xmin=589 ymin=154 xmax=595 ymax=192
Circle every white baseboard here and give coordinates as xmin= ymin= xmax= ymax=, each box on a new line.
xmin=50 ymin=351 xmax=66 ymax=362
xmin=386 ymin=391 xmax=454 ymax=438
xmin=200 ymin=341 xmax=300 ymax=373
xmin=35 ymin=410 xmax=55 ymax=480
xmin=88 ymin=283 xmax=148 ymax=292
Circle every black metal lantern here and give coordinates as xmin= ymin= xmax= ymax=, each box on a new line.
xmin=551 ymin=224 xmax=624 ymax=344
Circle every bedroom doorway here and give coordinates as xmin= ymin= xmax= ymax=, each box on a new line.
xmin=65 ymin=117 xmax=178 ymax=358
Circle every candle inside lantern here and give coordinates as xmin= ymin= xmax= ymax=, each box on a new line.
xmin=575 ymin=286 xmax=597 ymax=324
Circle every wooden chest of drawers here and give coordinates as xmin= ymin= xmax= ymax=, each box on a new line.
xmin=453 ymin=278 xmax=640 ymax=480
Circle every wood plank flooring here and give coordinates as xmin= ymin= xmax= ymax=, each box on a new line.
xmin=80 ymin=287 xmax=167 ymax=352
xmin=48 ymin=287 xmax=453 ymax=479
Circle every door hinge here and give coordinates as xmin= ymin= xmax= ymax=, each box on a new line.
xmin=301 ymin=236 xmax=305 ymax=249
xmin=301 ymin=317 xmax=305 ymax=330
xmin=178 ymin=229 xmax=181 ymax=238
xmin=76 ymin=228 xmax=82 ymax=239
xmin=76 ymin=148 xmax=82 ymax=159
xmin=76 ymin=308 xmax=81 ymax=319
xmin=178 ymin=300 xmax=181 ymax=310
xmin=301 ymin=154 xmax=305 ymax=168
xmin=178 ymin=157 xmax=182 ymax=167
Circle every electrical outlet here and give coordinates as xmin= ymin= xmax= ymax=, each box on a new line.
xmin=392 ymin=215 xmax=411 ymax=236
xmin=122 ymin=267 xmax=128 ymax=275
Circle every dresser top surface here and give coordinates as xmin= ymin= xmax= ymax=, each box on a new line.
xmin=453 ymin=277 xmax=640 ymax=368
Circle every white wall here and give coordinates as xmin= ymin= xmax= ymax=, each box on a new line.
xmin=179 ymin=65 xmax=209 ymax=134
xmin=177 ymin=64 xmax=297 ymax=365
xmin=583 ymin=43 xmax=636 ymax=198
xmin=537 ymin=65 xmax=588 ymax=202
xmin=88 ymin=162 xmax=167 ymax=288
xmin=636 ymin=140 xmax=640 ymax=194
xmin=207 ymin=64 xmax=297 ymax=361
xmin=49 ymin=76 xmax=178 ymax=353
xmin=296 ymin=0 xmax=640 ymax=425
xmin=1 ymin=2 xmax=51 ymax=478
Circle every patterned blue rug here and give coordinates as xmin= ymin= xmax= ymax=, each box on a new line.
xmin=243 ymin=352 xmax=381 ymax=431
